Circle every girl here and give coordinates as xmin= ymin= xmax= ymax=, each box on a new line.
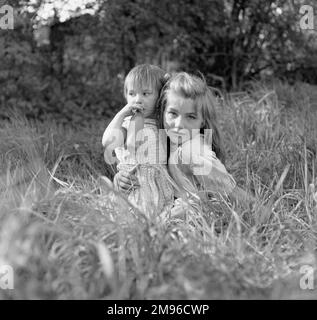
xmin=158 ymin=72 xmax=236 ymax=215
xmin=102 ymin=64 xmax=175 ymax=217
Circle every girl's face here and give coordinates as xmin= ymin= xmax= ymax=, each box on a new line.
xmin=163 ymin=90 xmax=204 ymax=146
xmin=126 ymin=81 xmax=158 ymax=118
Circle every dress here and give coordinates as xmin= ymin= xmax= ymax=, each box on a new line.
xmin=168 ymin=134 xmax=236 ymax=213
xmin=115 ymin=117 xmax=175 ymax=217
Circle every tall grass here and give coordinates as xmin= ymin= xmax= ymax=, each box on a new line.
xmin=0 ymin=80 xmax=316 ymax=299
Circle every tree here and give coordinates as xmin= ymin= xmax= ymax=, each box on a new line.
xmin=95 ymin=0 xmax=317 ymax=89
xmin=1 ymin=0 xmax=316 ymax=123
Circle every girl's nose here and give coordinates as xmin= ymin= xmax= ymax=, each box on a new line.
xmin=174 ymin=116 xmax=184 ymax=129
xmin=135 ymin=94 xmax=143 ymax=104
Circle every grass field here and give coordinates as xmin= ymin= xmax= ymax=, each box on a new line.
xmin=0 ymin=79 xmax=316 ymax=299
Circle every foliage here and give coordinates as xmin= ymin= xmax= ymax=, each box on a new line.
xmin=1 ymin=0 xmax=317 ymax=123
xmin=95 ymin=0 xmax=317 ymax=88
xmin=0 ymin=81 xmax=316 ymax=299
xmin=1 ymin=0 xmax=317 ymax=300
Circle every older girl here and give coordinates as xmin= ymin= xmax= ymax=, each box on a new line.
xmin=159 ymin=72 xmax=236 ymax=200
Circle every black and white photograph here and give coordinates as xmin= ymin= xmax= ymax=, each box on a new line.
xmin=0 ymin=0 xmax=317 ymax=303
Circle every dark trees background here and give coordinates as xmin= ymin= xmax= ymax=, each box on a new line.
xmin=0 ymin=0 xmax=316 ymax=125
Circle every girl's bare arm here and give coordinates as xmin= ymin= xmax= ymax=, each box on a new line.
xmin=102 ymin=110 xmax=127 ymax=149
xmin=126 ymin=111 xmax=144 ymax=154
xmin=102 ymin=104 xmax=143 ymax=162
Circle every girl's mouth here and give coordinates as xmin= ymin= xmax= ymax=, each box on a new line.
xmin=168 ymin=130 xmax=187 ymax=136
xmin=167 ymin=130 xmax=191 ymax=144
xmin=168 ymin=129 xmax=201 ymax=138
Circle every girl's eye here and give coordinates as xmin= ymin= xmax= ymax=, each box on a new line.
xmin=188 ymin=115 xmax=196 ymax=120
xmin=143 ymin=92 xmax=151 ymax=96
xmin=168 ymin=111 xmax=177 ymax=117
xmin=129 ymin=92 xmax=135 ymax=96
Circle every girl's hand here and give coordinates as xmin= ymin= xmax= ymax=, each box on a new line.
xmin=113 ymin=167 xmax=139 ymax=192
xmin=119 ymin=103 xmax=144 ymax=118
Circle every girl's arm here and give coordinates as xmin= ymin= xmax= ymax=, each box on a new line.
xmin=194 ymin=157 xmax=236 ymax=195
xmin=181 ymin=136 xmax=236 ymax=194
xmin=127 ymin=111 xmax=144 ymax=155
xmin=102 ymin=104 xmax=143 ymax=162
xmin=102 ymin=110 xmax=127 ymax=164
xmin=181 ymin=137 xmax=271 ymax=220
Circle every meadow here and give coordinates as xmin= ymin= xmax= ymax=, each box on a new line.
xmin=0 ymin=79 xmax=316 ymax=299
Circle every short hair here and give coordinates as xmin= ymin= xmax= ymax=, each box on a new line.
xmin=124 ymin=64 xmax=166 ymax=99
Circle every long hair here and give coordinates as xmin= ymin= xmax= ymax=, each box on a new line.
xmin=157 ymin=72 xmax=225 ymax=164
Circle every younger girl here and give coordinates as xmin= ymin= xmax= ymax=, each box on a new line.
xmin=102 ymin=64 xmax=175 ymax=217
